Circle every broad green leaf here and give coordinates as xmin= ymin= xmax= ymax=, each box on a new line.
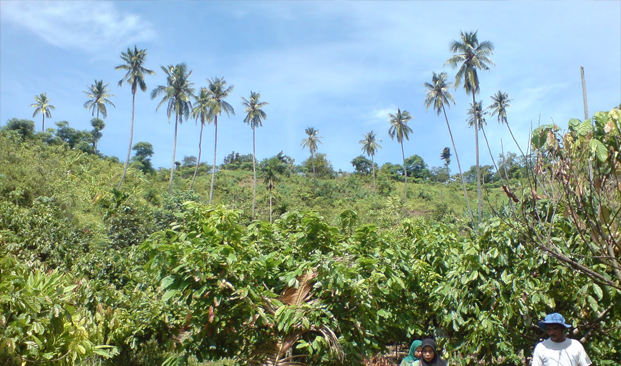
xmin=593 ymin=283 xmax=603 ymax=300
xmin=589 ymin=139 xmax=608 ymax=162
xmin=161 ymin=276 xmax=175 ymax=290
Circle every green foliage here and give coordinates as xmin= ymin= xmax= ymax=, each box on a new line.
xmin=140 ymin=204 xmax=621 ymax=365
xmin=0 ymin=255 xmax=117 ymax=364
xmin=404 ymin=154 xmax=430 ymax=180
xmin=2 ymin=108 xmax=621 ymax=365
xmin=351 ymin=155 xmax=375 ymax=175
xmin=2 ymin=118 xmax=35 ymax=140
xmin=221 ymin=151 xmax=254 ymax=171
xmin=132 ymin=141 xmax=155 ymax=175
xmin=300 ymin=153 xmax=335 ymax=179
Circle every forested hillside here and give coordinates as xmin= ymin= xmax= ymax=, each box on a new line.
xmin=1 ymin=106 xmax=620 ymax=366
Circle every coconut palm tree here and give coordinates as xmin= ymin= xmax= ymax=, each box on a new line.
xmin=31 ymin=93 xmax=55 ymax=131
xmin=359 ymin=131 xmax=382 ymax=207
xmin=301 ymin=127 xmax=323 ymax=192
xmin=388 ymin=109 xmax=413 ymax=204
xmin=115 ymin=46 xmax=155 ymax=189
xmin=151 ymin=63 xmax=195 ymax=194
xmin=445 ymin=30 xmax=494 ymax=224
xmin=189 ymin=87 xmax=212 ymax=191
xmin=488 ymin=91 xmax=524 ymax=156
xmin=242 ymin=91 xmax=268 ymax=220
xmin=424 ymin=71 xmax=473 ymax=221
xmin=205 ymin=77 xmax=235 ymax=204
xmin=83 ymin=80 xmax=115 ymax=119
xmin=467 ymin=101 xmax=498 ymax=179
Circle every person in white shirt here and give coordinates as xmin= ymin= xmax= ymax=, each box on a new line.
xmin=532 ymin=313 xmax=592 ymax=366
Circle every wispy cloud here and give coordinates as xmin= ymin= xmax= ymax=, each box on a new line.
xmin=1 ymin=1 xmax=155 ymax=53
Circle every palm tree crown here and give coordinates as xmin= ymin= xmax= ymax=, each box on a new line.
xmin=192 ymin=88 xmax=213 ymax=126
xmin=301 ymin=127 xmax=322 ymax=154
xmin=206 ymin=77 xmax=235 ymax=118
xmin=467 ymin=100 xmax=487 ymax=129
xmin=242 ymin=91 xmax=268 ymax=128
xmin=116 ymin=46 xmax=155 ymax=94
xmin=424 ymin=72 xmax=455 ymax=114
xmin=360 ymin=131 xmax=382 ymax=158
xmin=83 ymin=80 xmax=115 ymax=119
xmin=388 ymin=109 xmax=413 ymax=143
xmin=444 ymin=30 xmax=495 ymax=95
xmin=151 ymin=63 xmax=195 ymax=122
xmin=31 ymin=93 xmax=55 ymax=131
xmin=488 ymin=90 xmax=512 ymax=125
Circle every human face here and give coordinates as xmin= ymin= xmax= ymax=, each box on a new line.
xmin=414 ymin=347 xmax=422 ymax=359
xmin=422 ymin=346 xmax=435 ymax=362
xmin=546 ymin=323 xmax=567 ymax=342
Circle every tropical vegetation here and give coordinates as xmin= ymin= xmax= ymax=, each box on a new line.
xmin=2 ymin=33 xmax=620 ymax=366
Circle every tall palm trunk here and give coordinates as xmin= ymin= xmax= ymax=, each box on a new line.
xmin=371 ymin=156 xmax=377 ymax=209
xmin=311 ymin=152 xmax=316 ymax=193
xmin=252 ymin=125 xmax=257 ymax=220
xmin=472 ymin=92 xmax=482 ymax=224
xmin=209 ymin=116 xmax=218 ymax=204
xmin=442 ymin=105 xmax=473 ymax=222
xmin=93 ymin=110 xmax=100 ymax=151
xmin=400 ymin=141 xmax=407 ymax=205
xmin=41 ymin=115 xmax=45 ymax=132
xmin=269 ymin=182 xmax=274 ymax=224
xmin=118 ymin=91 xmax=136 ymax=189
xmin=169 ymin=114 xmax=179 ymax=194
xmin=190 ymin=121 xmax=204 ymax=191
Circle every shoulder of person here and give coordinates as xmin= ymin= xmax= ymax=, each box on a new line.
xmin=569 ymin=338 xmax=587 ymax=348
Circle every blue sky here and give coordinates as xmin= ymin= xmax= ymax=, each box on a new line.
xmin=1 ymin=1 xmax=620 ymax=173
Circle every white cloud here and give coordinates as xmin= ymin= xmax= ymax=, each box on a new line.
xmin=1 ymin=1 xmax=155 ymax=53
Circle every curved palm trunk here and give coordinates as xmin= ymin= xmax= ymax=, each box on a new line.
xmin=190 ymin=121 xmax=205 ymax=191
xmin=480 ymin=126 xmax=499 ymax=180
xmin=400 ymin=141 xmax=407 ymax=205
xmin=209 ymin=116 xmax=218 ymax=204
xmin=118 ymin=91 xmax=136 ymax=189
xmin=168 ymin=114 xmax=179 ymax=194
xmin=505 ymin=121 xmax=526 ymax=157
xmin=472 ymin=92 xmax=482 ymax=225
xmin=252 ymin=125 xmax=257 ymax=220
xmin=443 ymin=106 xmax=473 ymax=222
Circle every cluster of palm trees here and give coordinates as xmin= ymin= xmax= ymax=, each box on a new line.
xmin=30 ymin=31 xmax=518 ymax=225
xmin=299 ymin=31 xmax=515 ymax=226
xmin=370 ymin=30 xmax=513 ymax=226
xmin=112 ymin=47 xmax=269 ymax=220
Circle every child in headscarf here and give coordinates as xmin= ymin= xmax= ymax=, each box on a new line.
xmin=400 ymin=339 xmax=422 ymax=366
xmin=420 ymin=338 xmax=447 ymax=366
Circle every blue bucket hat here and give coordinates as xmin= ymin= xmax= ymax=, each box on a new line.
xmin=538 ymin=313 xmax=571 ymax=330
